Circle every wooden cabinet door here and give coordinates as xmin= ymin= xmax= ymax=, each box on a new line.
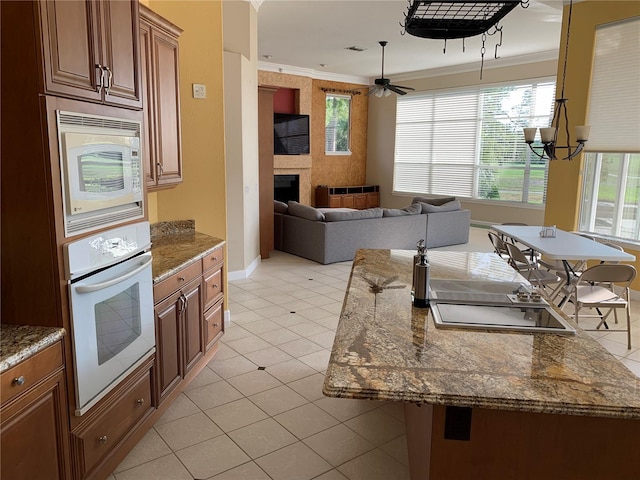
xmin=354 ymin=194 xmax=368 ymax=209
xmin=152 ymin=27 xmax=182 ymax=187
xmin=38 ymin=0 xmax=102 ymax=102
xmin=99 ymin=0 xmax=142 ymax=108
xmin=154 ymin=291 xmax=182 ymax=404
xmin=342 ymin=195 xmax=355 ymax=208
xmin=1 ymin=369 xmax=69 ymax=480
xmin=139 ymin=19 xmax=157 ymax=186
xmin=141 ymin=5 xmax=183 ymax=190
xmin=182 ymin=280 xmax=204 ymax=375
xmin=328 ymin=196 xmax=342 ymax=208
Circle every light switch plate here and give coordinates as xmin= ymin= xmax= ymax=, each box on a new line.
xmin=192 ymin=83 xmax=207 ymax=99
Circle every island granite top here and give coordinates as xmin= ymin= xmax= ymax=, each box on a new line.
xmin=323 ymin=249 xmax=640 ymax=419
xmin=0 ymin=325 xmax=66 ymax=374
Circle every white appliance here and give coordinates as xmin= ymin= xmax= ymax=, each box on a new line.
xmin=65 ymin=221 xmax=155 ymax=416
xmin=57 ymin=110 xmax=144 ymax=237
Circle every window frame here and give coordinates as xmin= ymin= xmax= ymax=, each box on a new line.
xmin=325 ymin=93 xmax=352 ymax=155
xmin=392 ymin=77 xmax=556 ymax=206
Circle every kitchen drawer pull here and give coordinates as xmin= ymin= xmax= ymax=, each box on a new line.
xmin=99 ymin=436 xmax=108 ymax=444
xmin=178 ymin=276 xmax=186 ymax=282
xmin=136 ymin=398 xmax=145 ymax=405
xmin=12 ymin=376 xmax=25 ymax=386
xmin=76 ymin=256 xmax=152 ymax=293
xmin=211 ymin=256 xmax=217 ymax=261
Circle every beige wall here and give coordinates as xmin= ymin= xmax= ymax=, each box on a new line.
xmin=223 ymin=1 xmax=260 ymax=274
xmin=366 ymin=59 xmax=557 ymax=226
xmin=145 ymin=0 xmax=227 ymax=242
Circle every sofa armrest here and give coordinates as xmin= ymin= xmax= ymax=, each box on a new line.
xmin=424 ymin=209 xmax=471 ymax=248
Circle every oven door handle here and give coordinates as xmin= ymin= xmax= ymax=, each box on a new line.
xmin=75 ymin=256 xmax=152 ymax=294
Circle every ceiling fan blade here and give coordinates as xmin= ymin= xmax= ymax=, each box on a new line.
xmin=387 ymin=85 xmax=408 ymax=95
xmin=390 ymin=84 xmax=415 ymax=91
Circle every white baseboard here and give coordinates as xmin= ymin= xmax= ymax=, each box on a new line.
xmin=227 ymin=255 xmax=261 ymax=281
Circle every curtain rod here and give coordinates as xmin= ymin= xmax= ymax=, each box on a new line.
xmin=320 ymin=87 xmax=362 ymax=96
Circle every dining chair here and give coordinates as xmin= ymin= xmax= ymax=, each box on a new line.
xmin=487 ymin=231 xmax=510 ymax=261
xmin=499 ymin=223 xmax=540 ymax=261
xmin=505 ymin=243 xmax=560 ymax=293
xmin=561 ymin=264 xmax=636 ymax=349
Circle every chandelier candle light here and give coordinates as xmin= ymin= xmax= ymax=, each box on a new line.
xmin=523 ymin=0 xmax=589 ymax=160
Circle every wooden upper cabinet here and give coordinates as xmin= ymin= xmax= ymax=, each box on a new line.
xmin=38 ymin=0 xmax=142 ymax=109
xmin=140 ymin=4 xmax=183 ymax=190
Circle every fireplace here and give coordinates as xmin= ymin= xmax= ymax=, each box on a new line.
xmin=274 ymin=174 xmax=299 ymax=203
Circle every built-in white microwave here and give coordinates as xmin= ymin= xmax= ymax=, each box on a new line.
xmin=57 ymin=111 xmax=144 ymax=237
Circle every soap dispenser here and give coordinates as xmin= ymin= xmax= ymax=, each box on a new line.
xmin=412 ymin=240 xmax=430 ymax=308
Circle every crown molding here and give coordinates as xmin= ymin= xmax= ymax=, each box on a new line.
xmin=257 ymin=61 xmax=370 ymax=85
xmin=390 ymin=50 xmax=559 ymax=82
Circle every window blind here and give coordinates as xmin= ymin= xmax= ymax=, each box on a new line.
xmin=394 ymin=79 xmax=555 ymax=203
xmin=586 ymin=17 xmax=640 ymax=152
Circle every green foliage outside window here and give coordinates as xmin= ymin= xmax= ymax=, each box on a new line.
xmin=325 ymin=95 xmax=351 ymax=154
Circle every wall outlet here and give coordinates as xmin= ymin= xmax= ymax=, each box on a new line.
xmin=192 ymin=83 xmax=207 ymax=99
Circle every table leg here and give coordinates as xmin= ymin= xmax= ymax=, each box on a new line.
xmin=404 ymin=403 xmax=433 ymax=480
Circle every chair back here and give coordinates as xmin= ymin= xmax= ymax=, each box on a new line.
xmin=579 ymin=264 xmax=636 ymax=286
xmin=505 ymin=242 xmax=530 ymax=268
xmin=488 ymin=231 xmax=508 ymax=257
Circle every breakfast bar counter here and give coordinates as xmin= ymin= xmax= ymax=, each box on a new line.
xmin=323 ymin=249 xmax=640 ymax=479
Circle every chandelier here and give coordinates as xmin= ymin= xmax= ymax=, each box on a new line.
xmin=523 ymin=0 xmax=589 ymax=160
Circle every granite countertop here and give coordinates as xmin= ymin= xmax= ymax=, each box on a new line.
xmin=323 ymin=249 xmax=640 ymax=419
xmin=150 ymin=220 xmax=225 ymax=283
xmin=0 ymin=325 xmax=66 ymax=374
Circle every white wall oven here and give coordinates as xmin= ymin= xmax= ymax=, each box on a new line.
xmin=65 ymin=222 xmax=155 ymax=416
xmin=57 ymin=110 xmax=144 ymax=237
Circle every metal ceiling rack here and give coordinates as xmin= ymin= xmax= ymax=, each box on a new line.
xmin=402 ymin=1 xmax=522 ymax=39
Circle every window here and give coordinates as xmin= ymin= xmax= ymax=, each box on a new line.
xmin=325 ymin=94 xmax=351 ymax=154
xmin=578 ymin=18 xmax=640 ymax=243
xmin=393 ymin=79 xmax=556 ymax=204
xmin=579 ymin=153 xmax=640 ymax=242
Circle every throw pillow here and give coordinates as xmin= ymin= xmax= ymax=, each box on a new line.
xmin=274 ymin=200 xmax=288 ymax=214
xmin=287 ymin=201 xmax=325 ymax=221
xmin=324 ymin=207 xmax=383 ymax=222
xmin=382 ymin=204 xmax=422 ymax=217
xmin=412 ymin=195 xmax=456 ymax=206
xmin=419 ymin=200 xmax=461 ymax=213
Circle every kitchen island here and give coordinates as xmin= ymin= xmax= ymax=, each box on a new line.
xmin=323 ymin=249 xmax=640 ymax=479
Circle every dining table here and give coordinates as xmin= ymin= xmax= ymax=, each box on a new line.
xmin=490 ymin=225 xmax=636 ymax=282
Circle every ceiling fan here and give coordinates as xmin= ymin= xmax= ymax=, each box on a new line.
xmin=367 ymin=41 xmax=415 ymax=97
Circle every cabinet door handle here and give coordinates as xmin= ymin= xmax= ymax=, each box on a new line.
xmin=12 ymin=376 xmax=25 ymax=386
xmin=96 ymin=64 xmax=105 ymax=93
xmin=212 ymin=284 xmax=219 ymax=289
xmin=99 ymin=436 xmax=108 ymax=444
xmin=104 ymin=66 xmax=113 ymax=95
xmin=136 ymin=398 xmax=145 ymax=405
xmin=213 ymin=323 xmax=219 ymax=327
xmin=157 ymin=162 xmax=164 ymax=178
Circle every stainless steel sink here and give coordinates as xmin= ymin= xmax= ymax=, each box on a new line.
xmin=429 ymin=280 xmax=576 ymax=335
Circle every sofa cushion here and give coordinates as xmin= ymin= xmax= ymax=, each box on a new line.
xmin=412 ymin=195 xmax=456 ymax=206
xmin=288 ymin=201 xmax=325 ymax=221
xmin=382 ymin=204 xmax=422 ymax=217
xmin=274 ymin=200 xmax=288 ymax=214
xmin=324 ymin=207 xmax=383 ymax=222
xmin=419 ymin=200 xmax=461 ymax=213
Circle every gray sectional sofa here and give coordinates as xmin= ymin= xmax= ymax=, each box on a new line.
xmin=273 ymin=197 xmax=471 ymax=264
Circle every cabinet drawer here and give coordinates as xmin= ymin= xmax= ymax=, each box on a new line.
xmin=202 ymin=247 xmax=224 ymax=272
xmin=154 ymin=260 xmax=202 ymax=303
xmin=203 ymin=267 xmax=223 ymax=310
xmin=204 ymin=300 xmax=224 ymax=351
xmin=73 ymin=366 xmax=153 ymax=474
xmin=1 ymin=342 xmax=63 ymax=405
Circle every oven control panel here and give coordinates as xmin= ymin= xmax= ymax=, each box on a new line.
xmin=65 ymin=221 xmax=151 ymax=280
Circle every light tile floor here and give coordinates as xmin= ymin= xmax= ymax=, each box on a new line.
xmin=109 ymin=227 xmax=640 ymax=479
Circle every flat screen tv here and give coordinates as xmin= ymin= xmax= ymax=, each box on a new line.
xmin=274 ymin=113 xmax=310 ymax=155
